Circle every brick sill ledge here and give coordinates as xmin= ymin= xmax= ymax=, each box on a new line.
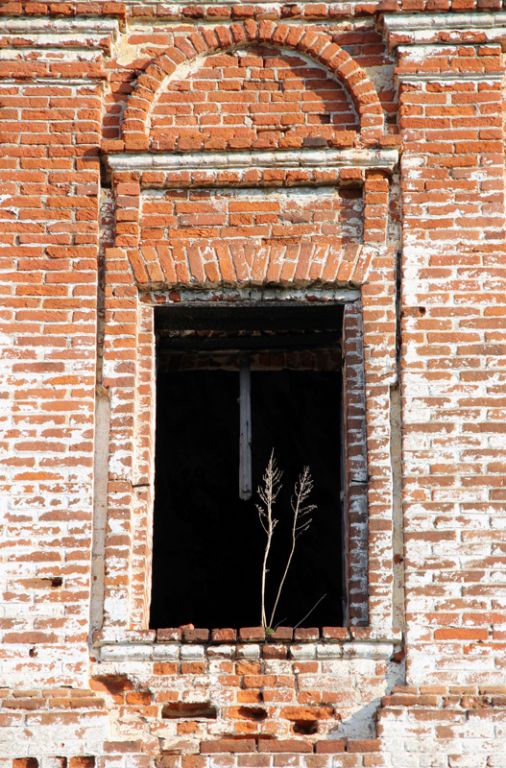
xmin=93 ymin=627 xmax=402 ymax=662
xmin=94 ymin=626 xmax=401 ymax=645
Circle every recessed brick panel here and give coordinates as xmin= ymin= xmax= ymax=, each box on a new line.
xmin=150 ymin=47 xmax=358 ymax=151
xmin=138 ymin=186 xmax=364 ymax=286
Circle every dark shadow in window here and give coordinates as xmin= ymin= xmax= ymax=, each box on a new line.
xmin=150 ymin=305 xmax=344 ymax=629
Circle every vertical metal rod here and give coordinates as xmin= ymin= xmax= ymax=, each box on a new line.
xmin=239 ymin=356 xmax=252 ymax=500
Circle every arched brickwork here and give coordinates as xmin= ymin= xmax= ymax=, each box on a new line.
xmin=108 ymin=166 xmax=390 ymax=292
xmin=129 ymin=242 xmax=368 ymax=289
xmin=149 ymin=48 xmax=359 ymax=152
xmin=121 ymin=21 xmax=384 ymax=150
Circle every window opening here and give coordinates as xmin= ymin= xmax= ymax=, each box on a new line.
xmin=150 ymin=304 xmax=345 ymax=630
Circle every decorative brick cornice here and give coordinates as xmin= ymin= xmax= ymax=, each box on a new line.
xmin=106 ymin=148 xmax=399 ymax=173
xmin=0 ymin=16 xmax=122 ymax=52
xmin=0 ymin=2 xmax=125 ymax=16
xmin=394 ymin=68 xmax=504 ymax=81
xmin=0 ymin=15 xmax=123 ymax=79
xmin=384 ymin=11 xmax=506 ymax=48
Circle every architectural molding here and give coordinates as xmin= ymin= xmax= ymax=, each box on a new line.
xmin=0 ymin=17 xmax=122 ymax=59
xmin=106 ymin=147 xmax=399 ymax=174
xmin=384 ymin=11 xmax=506 ymax=48
xmin=0 ymin=78 xmax=105 ymax=85
xmin=140 ymin=286 xmax=362 ymax=306
xmin=395 ymin=69 xmax=504 ymax=82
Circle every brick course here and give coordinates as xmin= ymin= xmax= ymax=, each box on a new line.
xmin=0 ymin=3 xmax=505 ymax=766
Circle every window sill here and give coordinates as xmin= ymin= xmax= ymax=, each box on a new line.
xmin=92 ymin=627 xmax=402 ymax=663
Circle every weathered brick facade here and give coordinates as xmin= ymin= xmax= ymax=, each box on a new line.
xmin=1 ymin=2 xmax=505 ymax=766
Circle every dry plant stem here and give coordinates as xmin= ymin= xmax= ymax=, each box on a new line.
xmin=293 ymin=593 xmax=327 ymax=630
xmin=260 ymin=531 xmax=271 ymax=629
xmin=268 ymin=466 xmax=316 ymax=629
xmin=256 ymin=450 xmax=282 ymax=628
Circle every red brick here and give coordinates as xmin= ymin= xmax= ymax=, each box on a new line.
xmin=200 ymin=739 xmax=257 ymax=753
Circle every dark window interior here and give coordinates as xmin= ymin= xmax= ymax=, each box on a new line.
xmin=150 ymin=304 xmax=344 ymax=630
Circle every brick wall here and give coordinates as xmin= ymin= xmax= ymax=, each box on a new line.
xmin=0 ymin=73 xmax=101 ymax=686
xmin=0 ymin=3 xmax=505 ymax=766
xmin=149 ymin=47 xmax=359 ymax=150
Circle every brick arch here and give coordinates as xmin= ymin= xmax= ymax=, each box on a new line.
xmin=121 ymin=20 xmax=384 ymax=150
xmin=128 ymin=242 xmax=368 ymax=290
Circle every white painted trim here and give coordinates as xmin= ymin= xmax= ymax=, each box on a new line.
xmin=0 ymin=48 xmax=102 ymax=60
xmin=103 ymin=0 xmax=382 ymax=5
xmin=396 ymin=71 xmax=504 ymax=83
xmin=89 ymin=390 xmax=111 ymax=640
xmin=396 ymin=29 xmax=506 ymax=45
xmin=384 ymin=11 xmax=506 ymax=47
xmin=146 ymin=287 xmax=362 ymax=305
xmin=96 ymin=639 xmax=400 ymax=662
xmin=0 ymin=17 xmax=121 ymax=55
xmin=0 ymin=78 xmax=105 ymax=85
xmin=384 ymin=11 xmax=506 ymax=32
xmin=0 ymin=17 xmax=121 ymax=34
xmin=106 ymin=148 xmax=399 ymax=172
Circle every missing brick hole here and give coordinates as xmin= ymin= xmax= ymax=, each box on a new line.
xmin=51 ymin=577 xmax=63 ymax=587
xmin=99 ymin=151 xmax=112 ymax=188
xmin=28 ymin=647 xmax=37 ymax=658
xmin=293 ymin=720 xmax=319 ymax=734
xmin=161 ymin=702 xmax=218 ymax=719
xmin=238 ymin=706 xmax=268 ymax=721
xmin=92 ymin=673 xmax=134 ymax=695
xmin=281 ymin=4 xmax=299 ymax=16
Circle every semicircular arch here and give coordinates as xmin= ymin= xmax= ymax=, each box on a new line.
xmin=121 ymin=20 xmax=384 ymax=150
